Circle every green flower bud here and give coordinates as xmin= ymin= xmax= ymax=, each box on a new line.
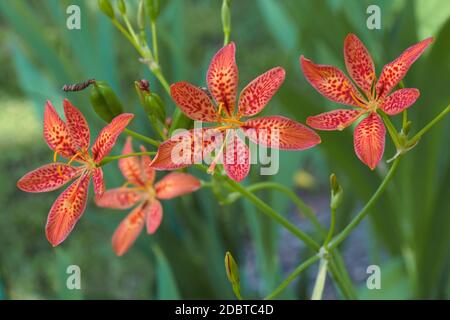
xmin=89 ymin=81 xmax=124 ymax=122
xmin=98 ymin=0 xmax=115 ymax=19
xmin=117 ymin=0 xmax=126 ymax=15
xmin=146 ymin=0 xmax=160 ymax=22
xmin=329 ymin=173 xmax=343 ymax=210
xmin=134 ymin=80 xmax=166 ymax=124
xmin=225 ymin=251 xmax=242 ymax=299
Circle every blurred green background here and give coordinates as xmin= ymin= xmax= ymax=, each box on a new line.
xmin=0 ymin=0 xmax=449 ymax=299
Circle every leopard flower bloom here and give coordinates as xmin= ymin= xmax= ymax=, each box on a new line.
xmin=151 ymin=42 xmax=320 ymax=182
xmin=301 ymin=34 xmax=433 ymax=169
xmin=95 ymin=137 xmax=201 ymax=256
xmin=17 ymin=99 xmax=134 ymax=246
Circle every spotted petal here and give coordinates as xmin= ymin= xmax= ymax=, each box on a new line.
xmin=238 ymin=67 xmax=285 ymax=117
xmin=380 ymin=88 xmax=420 ymax=115
xmin=170 ymin=82 xmax=217 ymax=122
xmin=43 ymin=101 xmax=76 ymax=158
xmin=95 ymin=188 xmax=143 ymax=209
xmin=45 ymin=174 xmax=90 ymax=246
xmin=353 ymin=112 xmax=386 ymax=170
xmin=17 ymin=163 xmax=83 ymax=193
xmin=112 ymin=202 xmax=146 ymax=256
xmin=306 ymin=109 xmax=364 ymax=131
xmin=63 ymin=99 xmax=90 ymax=150
xmin=119 ymin=137 xmax=145 ymax=186
xmin=150 ymin=128 xmax=223 ymax=170
xmin=155 ymin=172 xmax=201 ymax=199
xmin=207 ymin=42 xmax=238 ymax=116
xmin=92 ymin=113 xmax=134 ymax=162
xmin=223 ymin=132 xmax=250 ymax=182
xmin=140 ymin=145 xmax=155 ymax=184
xmin=300 ymin=56 xmax=365 ymax=107
xmin=92 ymin=167 xmax=105 ymax=198
xmin=344 ymin=34 xmax=376 ymax=96
xmin=146 ymin=200 xmax=163 ymax=234
xmin=376 ymin=37 xmax=433 ymax=98
xmin=243 ymin=116 xmax=321 ymax=150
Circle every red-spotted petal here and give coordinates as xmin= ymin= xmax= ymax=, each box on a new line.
xmin=45 ymin=174 xmax=90 ymax=246
xmin=155 ymin=172 xmax=201 ymax=199
xmin=306 ymin=109 xmax=364 ymax=131
xmin=43 ymin=101 xmax=76 ymax=158
xmin=206 ymin=42 xmax=238 ymax=116
xmin=353 ymin=112 xmax=386 ymax=170
xmin=223 ymin=132 xmax=250 ymax=182
xmin=300 ymin=56 xmax=365 ymax=107
xmin=95 ymin=188 xmax=143 ymax=209
xmin=150 ymin=128 xmax=223 ymax=170
xmin=376 ymin=37 xmax=433 ymax=98
xmin=119 ymin=137 xmax=145 ymax=186
xmin=170 ymin=82 xmax=217 ymax=122
xmin=140 ymin=145 xmax=155 ymax=184
xmin=17 ymin=163 xmax=83 ymax=193
xmin=242 ymin=116 xmax=321 ymax=150
xmin=146 ymin=200 xmax=163 ymax=234
xmin=344 ymin=34 xmax=376 ymax=96
xmin=92 ymin=113 xmax=134 ymax=162
xmin=112 ymin=203 xmax=146 ymax=256
xmin=238 ymin=67 xmax=285 ymax=117
xmin=63 ymin=99 xmax=90 ymax=150
xmin=380 ymin=88 xmax=420 ymax=115
xmin=92 ymin=167 xmax=105 ymax=198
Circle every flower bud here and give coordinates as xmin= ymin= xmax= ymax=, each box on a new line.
xmin=329 ymin=173 xmax=343 ymax=210
xmin=117 ymin=0 xmax=126 ymax=15
xmin=225 ymin=251 xmax=242 ymax=299
xmin=89 ymin=81 xmax=124 ymax=122
xmin=134 ymin=80 xmax=166 ymax=124
xmin=146 ymin=0 xmax=160 ymax=22
xmin=98 ymin=0 xmax=115 ymax=19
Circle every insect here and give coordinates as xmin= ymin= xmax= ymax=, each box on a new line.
xmin=62 ymin=79 xmax=96 ymax=92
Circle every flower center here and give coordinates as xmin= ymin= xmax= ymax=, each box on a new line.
xmin=366 ymin=100 xmax=379 ymax=112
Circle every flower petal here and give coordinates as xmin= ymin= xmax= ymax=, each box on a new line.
xmin=119 ymin=137 xmax=145 ymax=186
xmin=146 ymin=200 xmax=163 ymax=234
xmin=353 ymin=112 xmax=386 ymax=170
xmin=95 ymin=188 xmax=143 ymax=209
xmin=91 ymin=113 xmax=134 ymax=162
xmin=376 ymin=37 xmax=433 ymax=98
xmin=155 ymin=172 xmax=201 ymax=199
xmin=45 ymin=174 xmax=90 ymax=246
xmin=300 ymin=56 xmax=365 ymax=107
xmin=63 ymin=99 xmax=90 ymax=150
xmin=206 ymin=42 xmax=238 ymax=116
xmin=150 ymin=128 xmax=223 ymax=170
xmin=243 ymin=116 xmax=321 ymax=150
xmin=344 ymin=34 xmax=376 ymax=96
xmin=140 ymin=145 xmax=155 ymax=184
xmin=223 ymin=132 xmax=250 ymax=182
xmin=306 ymin=109 xmax=364 ymax=131
xmin=238 ymin=67 xmax=285 ymax=117
xmin=17 ymin=163 xmax=83 ymax=193
xmin=92 ymin=167 xmax=105 ymax=198
xmin=170 ymin=82 xmax=217 ymax=121
xmin=43 ymin=101 xmax=76 ymax=158
xmin=380 ymin=88 xmax=420 ymax=115
xmin=112 ymin=203 xmax=146 ymax=256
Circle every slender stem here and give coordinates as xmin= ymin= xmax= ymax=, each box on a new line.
xmin=99 ymin=151 xmax=157 ymax=166
xmin=402 ymin=110 xmax=408 ymax=130
xmin=124 ymin=128 xmax=160 ymax=147
xmin=328 ymin=258 xmax=356 ymax=299
xmin=329 ymin=157 xmax=401 ymax=250
xmin=225 ymin=178 xmax=320 ymax=251
xmin=111 ymin=19 xmax=144 ymax=55
xmin=264 ymin=254 xmax=320 ymax=300
xmin=311 ymin=258 xmax=328 ymax=300
xmin=151 ymin=21 xmax=159 ymax=64
xmin=324 ymin=207 xmax=336 ymax=247
xmin=408 ymin=105 xmax=450 ymax=145
xmin=380 ymin=112 xmax=401 ymax=148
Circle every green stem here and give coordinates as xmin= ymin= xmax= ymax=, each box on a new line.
xmin=328 ymin=258 xmax=356 ymax=299
xmin=124 ymin=128 xmax=160 ymax=147
xmin=328 ymin=157 xmax=401 ymax=250
xmin=324 ymin=207 xmax=336 ymax=247
xmin=408 ymin=104 xmax=450 ymax=145
xmin=311 ymin=258 xmax=328 ymax=300
xmin=264 ymin=254 xmax=320 ymax=300
xmin=402 ymin=110 xmax=408 ymax=130
xmin=99 ymin=151 xmax=157 ymax=166
xmin=380 ymin=112 xmax=401 ymax=148
xmin=111 ymin=19 xmax=144 ymax=55
xmin=151 ymin=21 xmax=159 ymax=64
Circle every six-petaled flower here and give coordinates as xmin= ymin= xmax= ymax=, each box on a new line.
xmin=17 ymin=99 xmax=134 ymax=246
xmin=95 ymin=137 xmax=201 ymax=256
xmin=150 ymin=42 xmax=321 ymax=182
xmin=301 ymin=34 xmax=433 ymax=169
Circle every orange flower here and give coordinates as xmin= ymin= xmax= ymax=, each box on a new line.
xmin=301 ymin=34 xmax=433 ymax=169
xmin=151 ymin=42 xmax=320 ymax=181
xmin=95 ymin=137 xmax=201 ymax=256
xmin=17 ymin=99 xmax=134 ymax=246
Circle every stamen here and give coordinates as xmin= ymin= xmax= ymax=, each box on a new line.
xmin=215 ymin=125 xmax=234 ymax=132
xmin=350 ymin=91 xmax=367 ymax=109
xmin=222 ymin=118 xmax=244 ymax=126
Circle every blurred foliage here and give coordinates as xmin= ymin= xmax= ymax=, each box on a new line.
xmin=0 ymin=0 xmax=449 ymax=299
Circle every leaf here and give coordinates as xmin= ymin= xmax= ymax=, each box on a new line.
xmin=153 ymin=245 xmax=181 ymax=299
